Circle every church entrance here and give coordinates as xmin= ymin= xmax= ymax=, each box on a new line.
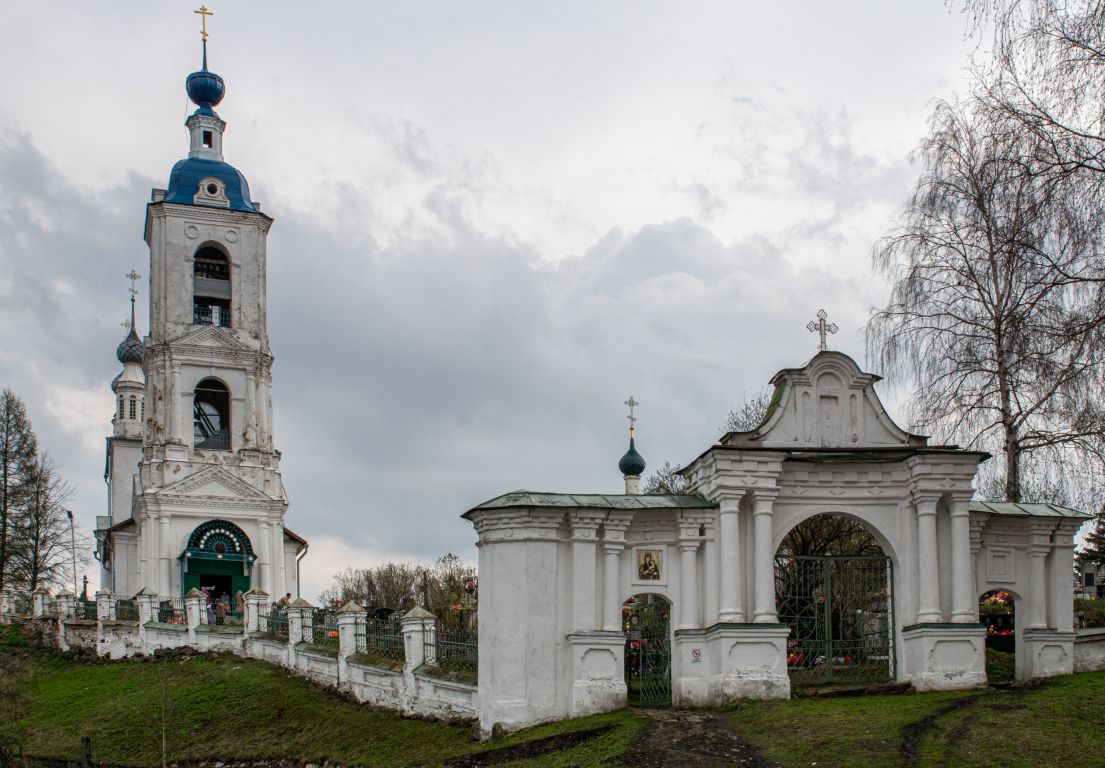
xmin=179 ymin=519 xmax=255 ymax=599
xmin=623 ymin=593 xmax=671 ymax=706
xmin=775 ymin=514 xmax=894 ymax=686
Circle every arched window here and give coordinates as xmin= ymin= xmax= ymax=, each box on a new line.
xmin=193 ymin=378 xmax=230 ymax=450
xmin=193 ymin=247 xmax=231 ymax=327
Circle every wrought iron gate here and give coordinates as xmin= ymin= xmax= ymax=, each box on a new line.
xmin=775 ymin=555 xmax=894 ymax=685
xmin=624 ymin=594 xmax=671 ymax=705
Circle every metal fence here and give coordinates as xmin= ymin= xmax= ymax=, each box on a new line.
xmin=70 ymin=599 xmax=97 ymax=621
xmin=155 ymin=602 xmax=187 ymax=625
xmin=304 ymin=609 xmax=338 ymax=647
xmin=11 ymin=593 xmax=31 ymax=616
xmin=425 ymin=619 xmax=478 ymax=675
xmin=262 ymin=605 xmax=289 ymax=638
xmin=356 ymin=615 xmax=405 ymax=661
xmin=115 ymin=599 xmax=139 ymax=621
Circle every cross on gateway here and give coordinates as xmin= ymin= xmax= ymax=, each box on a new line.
xmin=807 ymin=309 xmax=838 ymax=352
xmin=624 ymin=396 xmax=639 ymax=429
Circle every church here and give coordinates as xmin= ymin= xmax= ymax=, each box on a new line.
xmin=94 ymin=30 xmax=306 ymax=601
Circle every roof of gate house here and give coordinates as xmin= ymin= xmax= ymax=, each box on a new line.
xmin=969 ymin=501 xmax=1091 ymax=518
xmin=466 ymin=490 xmax=717 ymax=514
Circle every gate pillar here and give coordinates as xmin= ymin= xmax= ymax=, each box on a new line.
xmin=681 ymin=623 xmax=790 ymax=704
xmin=901 ymin=623 xmax=986 ymax=691
xmin=567 ymin=631 xmax=626 ymax=716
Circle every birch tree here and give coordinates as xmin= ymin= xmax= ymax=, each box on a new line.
xmin=868 ymin=98 xmax=1105 ymax=504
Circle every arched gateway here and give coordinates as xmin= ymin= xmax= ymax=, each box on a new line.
xmin=465 ymin=349 xmax=1090 ymax=739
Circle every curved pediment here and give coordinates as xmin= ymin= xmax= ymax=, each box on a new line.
xmin=722 ymin=351 xmax=927 ymax=449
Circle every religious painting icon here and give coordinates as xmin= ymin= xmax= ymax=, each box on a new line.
xmin=637 ymin=549 xmax=662 ymax=580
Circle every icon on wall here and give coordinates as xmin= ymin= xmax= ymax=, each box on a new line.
xmin=637 ymin=549 xmax=662 ymax=580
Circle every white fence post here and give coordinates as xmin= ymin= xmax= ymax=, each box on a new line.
xmin=244 ymin=589 xmax=269 ymax=635
xmin=0 ymin=589 xmax=13 ymax=621
xmin=32 ymin=588 xmax=51 ymax=618
xmin=184 ymin=588 xmax=205 ymax=645
xmin=337 ymin=603 xmax=361 ymax=689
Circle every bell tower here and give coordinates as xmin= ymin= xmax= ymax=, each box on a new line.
xmin=98 ymin=13 xmax=306 ymax=600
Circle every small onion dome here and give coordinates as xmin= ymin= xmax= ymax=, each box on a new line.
xmin=116 ymin=329 xmax=143 ymax=365
xmin=618 ymin=437 xmax=646 ymax=477
xmin=186 ymin=68 xmax=225 ymax=109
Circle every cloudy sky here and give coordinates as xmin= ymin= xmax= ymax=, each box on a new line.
xmin=0 ymin=2 xmax=986 ymax=599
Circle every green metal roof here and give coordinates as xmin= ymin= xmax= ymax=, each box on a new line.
xmin=467 ymin=490 xmax=716 ymax=513
xmin=969 ymin=501 xmax=1091 ymax=519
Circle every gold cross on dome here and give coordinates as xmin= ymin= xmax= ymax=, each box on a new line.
xmin=624 ymin=396 xmax=639 ymax=429
xmin=194 ymin=5 xmax=213 ymax=42
xmin=806 ymin=309 xmax=838 ymax=352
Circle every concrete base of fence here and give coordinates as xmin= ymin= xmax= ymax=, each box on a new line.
xmin=1074 ymin=628 xmax=1105 ymax=672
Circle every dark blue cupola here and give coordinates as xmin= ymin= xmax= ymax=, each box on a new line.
xmin=162 ymin=36 xmax=257 ymax=213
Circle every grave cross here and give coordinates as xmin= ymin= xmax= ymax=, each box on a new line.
xmin=806 ymin=309 xmax=838 ymax=352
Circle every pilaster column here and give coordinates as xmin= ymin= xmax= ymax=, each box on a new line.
xmin=915 ymin=498 xmax=941 ymax=623
xmin=717 ymin=497 xmax=743 ymax=623
xmin=1050 ymin=524 xmax=1077 ymax=631
xmin=272 ymin=520 xmax=286 ymax=597
xmin=677 ymin=532 xmax=701 ymax=630
xmin=601 ymin=512 xmax=633 ymax=632
xmin=245 ymin=370 xmax=257 ymax=447
xmin=255 ymin=374 xmax=268 ymax=450
xmin=949 ymin=498 xmax=975 ymax=623
xmin=170 ymin=363 xmax=183 ymax=443
xmin=1021 ymin=543 xmax=1047 ymax=627
xmin=752 ymin=495 xmax=777 ymax=623
xmin=159 ymin=516 xmax=171 ymax=596
xmin=258 ymin=521 xmax=272 ymax=595
xmin=570 ymin=516 xmax=603 ymax=632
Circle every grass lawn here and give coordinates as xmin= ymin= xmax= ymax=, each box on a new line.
xmin=729 ymin=672 xmax=1105 ymax=768
xmin=5 ymin=623 xmax=1105 ymax=768
xmin=0 ymin=625 xmax=640 ymax=768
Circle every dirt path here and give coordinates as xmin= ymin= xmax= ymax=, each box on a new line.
xmin=617 ymin=709 xmax=776 ymax=768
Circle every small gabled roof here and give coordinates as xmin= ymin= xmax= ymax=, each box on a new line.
xmin=970 ymin=501 xmax=1092 ymax=519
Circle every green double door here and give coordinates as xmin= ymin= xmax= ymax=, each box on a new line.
xmin=182 ymin=558 xmax=251 ymax=600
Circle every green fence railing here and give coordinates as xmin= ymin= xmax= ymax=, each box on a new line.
xmin=356 ymin=616 xmax=405 ymax=661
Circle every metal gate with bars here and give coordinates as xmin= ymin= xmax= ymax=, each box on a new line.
xmin=623 ymin=594 xmax=671 ymax=706
xmin=775 ymin=554 xmax=895 ymax=685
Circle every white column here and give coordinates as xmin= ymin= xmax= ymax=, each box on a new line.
xmin=245 ymin=370 xmax=257 ymax=448
xmin=570 ymin=518 xmax=601 ymax=632
xmin=170 ymin=363 xmax=183 ymax=443
xmin=949 ymin=498 xmax=975 ymax=623
xmin=258 ymin=521 xmax=272 ymax=595
xmin=752 ymin=495 xmax=777 ymax=623
xmin=1026 ymin=548 xmax=1049 ymax=629
xmin=272 ymin=521 xmax=286 ymax=596
xmin=718 ymin=498 xmax=743 ymax=622
xmin=677 ymin=538 xmax=700 ymax=630
xmin=602 ymin=543 xmax=624 ymax=631
xmin=1050 ymin=525 xmax=1076 ymax=631
xmin=159 ymin=516 xmax=171 ymax=596
xmin=255 ymin=374 xmax=268 ymax=450
xmin=915 ymin=498 xmax=941 ymax=623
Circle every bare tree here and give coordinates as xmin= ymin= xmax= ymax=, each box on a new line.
xmin=10 ymin=453 xmax=73 ymax=591
xmin=723 ymin=389 xmax=774 ymax=434
xmin=0 ymin=389 xmax=37 ymax=591
xmin=868 ymin=98 xmax=1105 ymax=504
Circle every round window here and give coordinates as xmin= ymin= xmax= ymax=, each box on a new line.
xmin=206 ymin=182 xmax=219 ymax=195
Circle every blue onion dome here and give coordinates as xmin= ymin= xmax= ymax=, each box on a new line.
xmin=116 ymin=329 xmax=143 ymax=365
xmin=186 ymin=68 xmax=225 ymax=109
xmin=619 ymin=438 xmax=646 ymax=477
